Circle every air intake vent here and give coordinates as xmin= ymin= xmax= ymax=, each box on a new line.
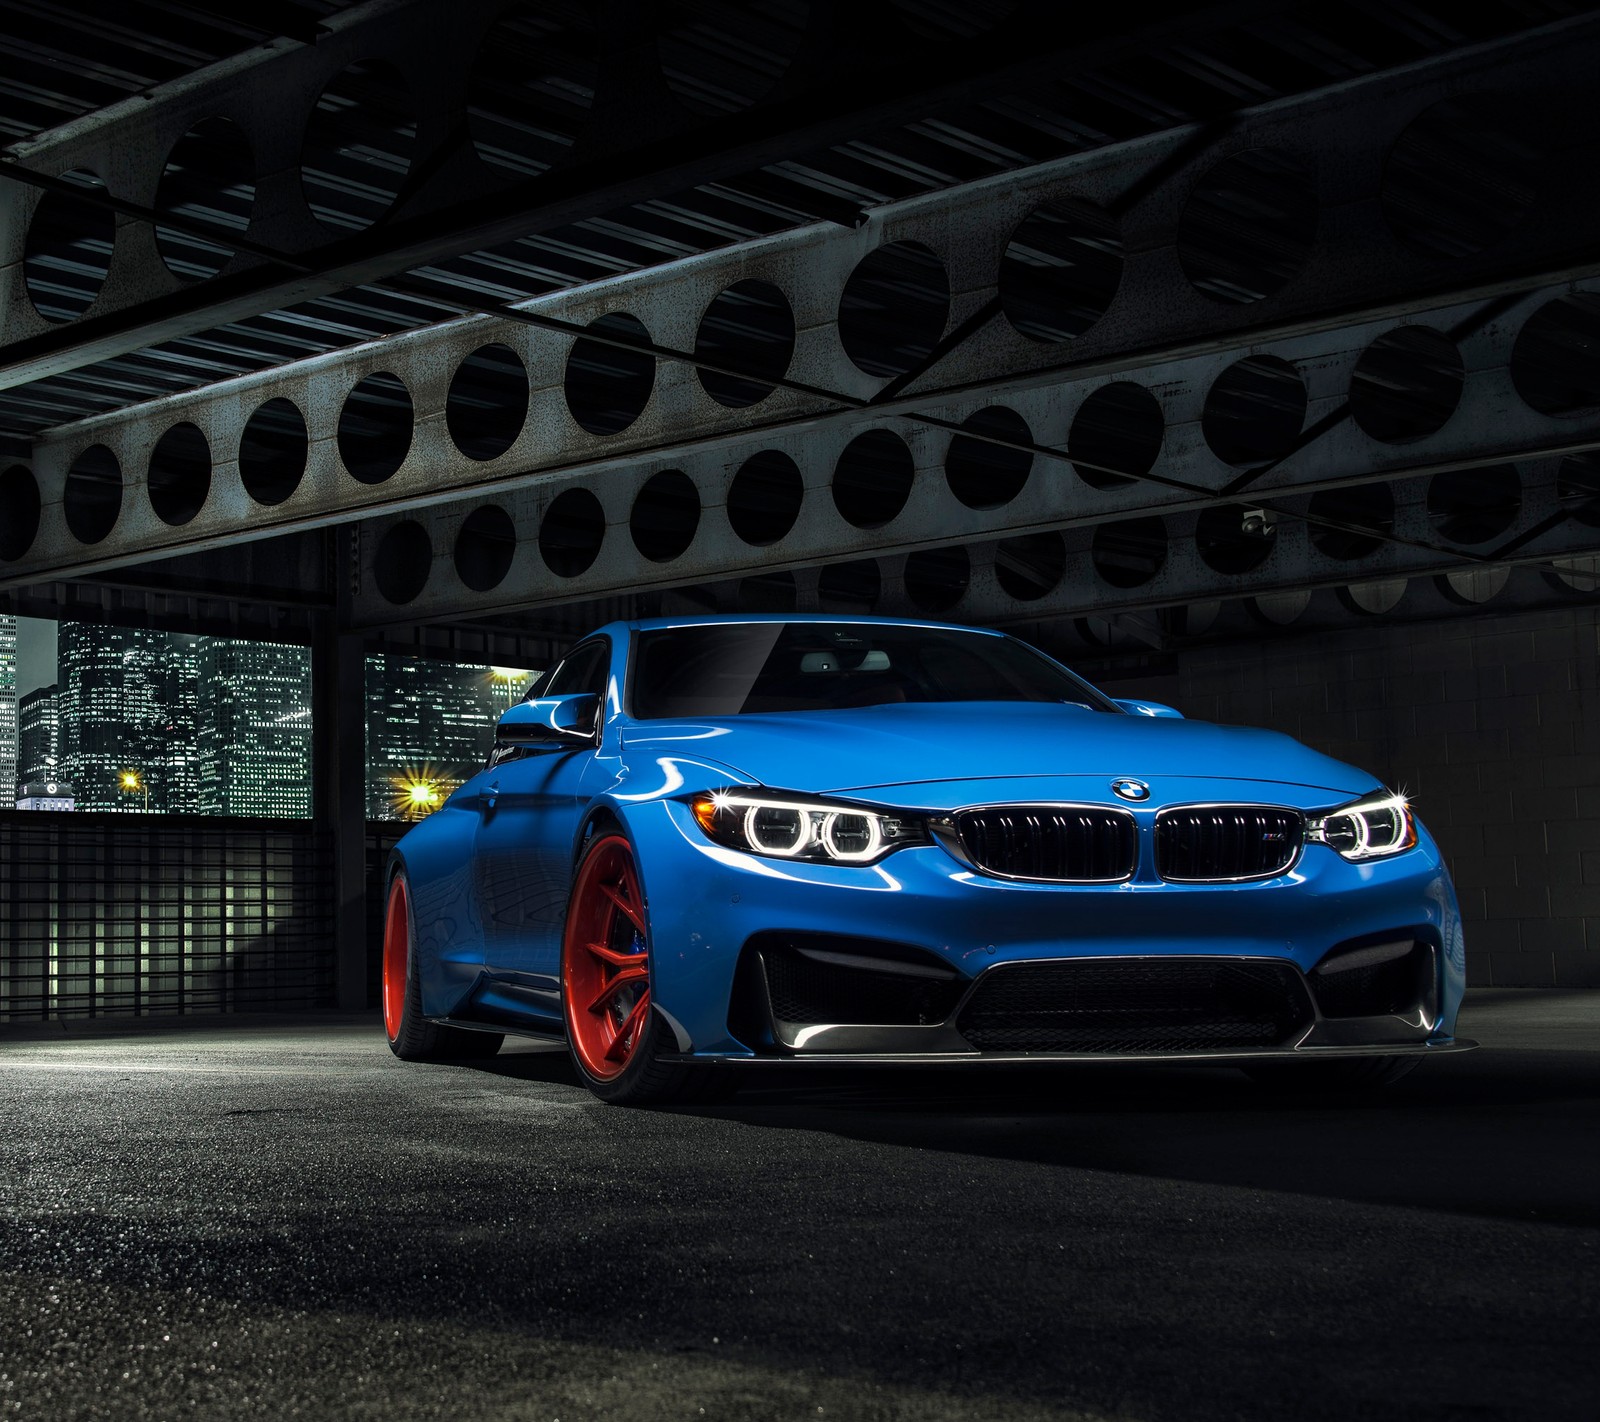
xmin=951 ymin=805 xmax=1136 ymax=882
xmin=1156 ymin=806 xmax=1302 ymax=882
xmin=955 ymin=957 xmax=1313 ymax=1054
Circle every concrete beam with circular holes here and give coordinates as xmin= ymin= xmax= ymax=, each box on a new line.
xmin=3 ymin=20 xmax=1599 ymax=597
xmin=341 ymin=279 xmax=1600 ymax=626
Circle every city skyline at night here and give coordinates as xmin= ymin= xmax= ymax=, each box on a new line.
xmin=4 ymin=616 xmax=530 ymax=818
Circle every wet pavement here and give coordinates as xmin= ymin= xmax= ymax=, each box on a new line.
xmin=0 ymin=989 xmax=1595 ymax=1421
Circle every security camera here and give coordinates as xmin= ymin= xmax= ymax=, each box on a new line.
xmin=1241 ymin=507 xmax=1277 ymax=539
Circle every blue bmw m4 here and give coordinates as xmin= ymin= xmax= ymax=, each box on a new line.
xmin=383 ymin=615 xmax=1471 ymax=1103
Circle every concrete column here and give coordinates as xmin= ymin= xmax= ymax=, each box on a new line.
xmin=314 ymin=528 xmax=369 ymax=1012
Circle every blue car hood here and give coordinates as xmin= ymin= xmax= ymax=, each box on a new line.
xmin=620 ymin=702 xmax=1377 ymax=800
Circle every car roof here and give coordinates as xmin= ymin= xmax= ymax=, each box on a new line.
xmin=608 ymin=613 xmax=1007 ymax=636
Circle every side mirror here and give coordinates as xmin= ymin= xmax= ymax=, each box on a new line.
xmin=1114 ymin=698 xmax=1184 ymax=720
xmin=496 ymin=693 xmax=599 ymax=747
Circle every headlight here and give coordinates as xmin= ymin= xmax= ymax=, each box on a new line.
xmin=689 ymin=788 xmax=927 ymax=865
xmin=1306 ymin=791 xmax=1417 ymax=861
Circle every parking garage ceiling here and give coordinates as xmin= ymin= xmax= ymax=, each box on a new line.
xmin=0 ymin=0 xmax=1596 ymax=658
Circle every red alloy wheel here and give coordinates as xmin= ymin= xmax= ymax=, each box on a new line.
xmin=563 ymin=836 xmax=653 ymax=1081
xmin=382 ymin=876 xmax=409 ymax=1042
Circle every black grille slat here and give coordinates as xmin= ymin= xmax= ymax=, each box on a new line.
xmin=1156 ymin=807 xmax=1302 ymax=882
xmin=956 ymin=958 xmax=1313 ymax=1054
xmin=955 ymin=806 xmax=1135 ymax=882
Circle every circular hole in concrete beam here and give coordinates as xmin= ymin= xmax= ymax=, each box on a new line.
xmin=24 ymin=168 xmax=115 ymax=322
xmin=695 ymin=280 xmax=796 ymax=408
xmin=239 ymin=397 xmax=308 ymax=506
xmin=1307 ymin=484 xmax=1395 ymax=561
xmin=373 ymin=520 xmax=432 ymax=605
xmin=995 ymin=531 xmax=1065 ymax=601
xmin=1349 ymin=326 xmax=1464 ymax=443
xmin=155 ymin=117 xmax=255 ymax=281
xmin=904 ymin=546 xmax=970 ymax=613
xmin=1178 ymin=149 xmax=1316 ymax=304
xmin=338 ymin=372 xmax=414 ymax=484
xmin=1249 ymin=589 xmax=1310 ymax=626
xmin=999 ymin=199 xmax=1123 ymax=343
xmin=658 ymin=1 xmax=810 ymax=117
xmin=631 ymin=469 xmax=701 ymax=563
xmin=1546 ymin=556 xmax=1600 ymax=595
xmin=1073 ymin=616 xmax=1136 ymax=651
xmin=1438 ymin=566 xmax=1510 ymax=605
xmin=818 ymin=559 xmax=881 ymax=613
xmin=838 ymin=240 xmax=950 ymax=379
xmin=539 ymin=487 xmax=605 ymax=577
xmin=1169 ymin=601 xmax=1221 ymax=638
xmin=1069 ymin=382 xmax=1163 ymax=490
xmin=63 ymin=445 xmax=122 ymax=545
xmin=728 ymin=449 xmax=804 ymax=545
xmin=447 ymin=342 xmax=529 ymax=461
xmin=1339 ymin=579 xmax=1408 ymax=616
xmin=1426 ymin=464 xmax=1521 ymax=545
xmin=1092 ymin=516 xmax=1167 ymax=588
xmin=1196 ymin=503 xmax=1276 ymax=574
xmin=1381 ymin=95 xmax=1545 ymax=258
xmin=0 ymin=466 xmax=41 ymax=561
xmin=565 ymin=311 xmax=655 ymax=435
xmin=739 ymin=570 xmax=798 ymax=612
xmin=944 ymin=405 xmax=1032 ymax=510
xmin=1557 ymin=452 xmax=1600 ymax=528
xmin=302 ymin=59 xmax=418 ymax=231
xmin=468 ymin=3 xmax=599 ymax=178
xmin=833 ymin=429 xmax=915 ymax=529
xmin=148 ymin=422 xmax=211 ymax=527
xmin=1202 ymin=355 xmax=1306 ymax=466
xmin=454 ymin=504 xmax=517 ymax=592
xmin=1510 ymin=294 xmax=1600 ymax=417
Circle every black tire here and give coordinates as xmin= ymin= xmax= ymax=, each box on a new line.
xmin=1242 ymin=1054 xmax=1420 ymax=1093
xmin=384 ymin=868 xmax=504 ymax=1063
xmin=561 ymin=832 xmax=729 ymax=1106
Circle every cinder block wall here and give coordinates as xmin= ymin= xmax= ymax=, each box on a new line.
xmin=1101 ymin=604 xmax=1599 ymax=987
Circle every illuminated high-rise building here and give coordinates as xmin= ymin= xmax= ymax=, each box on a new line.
xmin=0 ymin=615 xmax=16 ymax=799
xmin=364 ymin=655 xmax=532 ymax=817
xmin=195 ymin=637 xmax=313 ymax=817
xmin=16 ymin=683 xmax=60 ymax=789
xmin=56 ymin=623 xmax=196 ymax=813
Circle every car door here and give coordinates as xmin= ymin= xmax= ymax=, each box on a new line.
xmin=473 ymin=639 xmax=611 ymax=989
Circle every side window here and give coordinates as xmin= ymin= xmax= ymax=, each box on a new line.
xmin=545 ymin=640 xmax=609 ymax=699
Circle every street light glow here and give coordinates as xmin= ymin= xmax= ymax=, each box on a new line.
xmin=391 ymin=769 xmax=450 ymax=820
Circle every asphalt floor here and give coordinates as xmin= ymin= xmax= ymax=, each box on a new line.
xmin=0 ymin=989 xmax=1595 ymax=1422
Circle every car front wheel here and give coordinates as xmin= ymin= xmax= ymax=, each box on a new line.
xmin=561 ymin=832 xmax=726 ymax=1105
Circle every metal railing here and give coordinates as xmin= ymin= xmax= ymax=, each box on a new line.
xmin=0 ymin=811 xmax=336 ymax=1021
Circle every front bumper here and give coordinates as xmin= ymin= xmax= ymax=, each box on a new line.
xmin=623 ymin=795 xmax=1469 ymax=1062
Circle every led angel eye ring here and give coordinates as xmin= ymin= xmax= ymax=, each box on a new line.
xmin=821 ymin=810 xmax=881 ymax=861
xmin=743 ymin=802 xmax=808 ymax=856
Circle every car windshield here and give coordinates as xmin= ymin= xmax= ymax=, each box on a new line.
xmin=628 ymin=622 xmax=1118 ymax=719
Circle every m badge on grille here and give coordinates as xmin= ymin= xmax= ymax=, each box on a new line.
xmin=1110 ymin=779 xmax=1150 ymax=802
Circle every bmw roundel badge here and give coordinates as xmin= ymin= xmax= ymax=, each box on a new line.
xmin=1111 ymin=778 xmax=1151 ymax=802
